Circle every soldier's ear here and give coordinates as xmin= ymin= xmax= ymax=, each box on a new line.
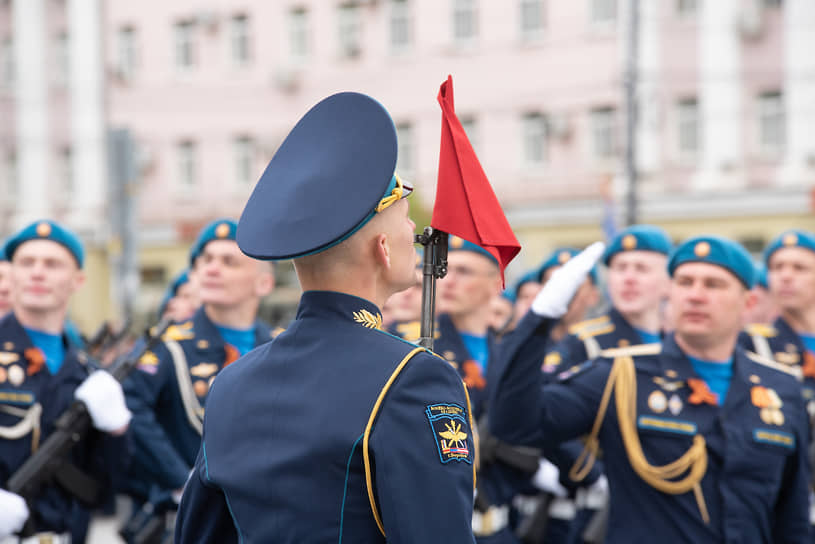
xmin=374 ymin=233 xmax=391 ymax=269
xmin=71 ymin=270 xmax=86 ymax=293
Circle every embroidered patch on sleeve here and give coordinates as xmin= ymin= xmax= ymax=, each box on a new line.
xmin=425 ymin=403 xmax=472 ymax=465
xmin=137 ymin=350 xmax=159 ymax=375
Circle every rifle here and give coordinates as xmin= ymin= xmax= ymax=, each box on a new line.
xmin=6 ymin=318 xmax=172 ymax=535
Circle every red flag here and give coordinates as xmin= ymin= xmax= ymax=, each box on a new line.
xmin=432 ymin=75 xmax=520 ymax=285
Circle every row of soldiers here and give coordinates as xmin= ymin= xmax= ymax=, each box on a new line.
xmin=0 ymin=89 xmax=813 ymax=543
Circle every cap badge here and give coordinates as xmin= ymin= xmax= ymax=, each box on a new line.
xmin=694 ymin=241 xmax=711 ymax=258
xmin=622 ymin=234 xmax=637 ymax=250
xmin=557 ymin=251 xmax=571 ymax=264
xmin=36 ymin=222 xmax=52 ymax=237
xmin=782 ymin=233 xmax=798 ymax=247
xmin=450 ymin=236 xmax=464 ymax=249
xmin=215 ymin=223 xmax=231 ymax=239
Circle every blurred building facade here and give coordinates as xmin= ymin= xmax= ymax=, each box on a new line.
xmin=1 ymin=0 xmax=814 ymax=329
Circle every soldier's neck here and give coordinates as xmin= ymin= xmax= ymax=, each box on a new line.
xmin=204 ymin=302 xmax=258 ymax=330
xmin=780 ymin=308 xmax=815 ymax=335
xmin=14 ymin=306 xmax=66 ymax=335
xmin=674 ymin=332 xmax=737 ymax=362
xmin=621 ymin=307 xmax=662 ymax=335
xmin=449 ymin=309 xmax=490 ymax=337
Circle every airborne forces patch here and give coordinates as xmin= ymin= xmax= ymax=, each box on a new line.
xmin=425 ymin=403 xmax=472 ymax=465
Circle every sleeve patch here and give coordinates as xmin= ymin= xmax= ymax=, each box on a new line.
xmin=425 ymin=403 xmax=472 ymax=465
xmin=137 ymin=350 xmax=159 ymax=374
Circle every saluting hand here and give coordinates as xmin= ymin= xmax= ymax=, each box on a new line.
xmin=531 ymin=242 xmax=605 ymax=318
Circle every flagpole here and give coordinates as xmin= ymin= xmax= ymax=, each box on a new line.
xmin=415 ymin=227 xmax=448 ymax=351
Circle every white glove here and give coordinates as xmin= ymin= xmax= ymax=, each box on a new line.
xmin=531 ymin=242 xmax=606 ymax=318
xmin=75 ymin=370 xmax=132 ymax=433
xmin=0 ymin=489 xmax=29 ymax=537
xmin=532 ymin=459 xmax=568 ymax=498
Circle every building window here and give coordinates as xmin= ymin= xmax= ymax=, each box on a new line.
xmin=459 ymin=116 xmax=479 ymax=155
xmin=590 ymin=107 xmax=617 ymax=159
xmin=1 ymin=36 xmax=14 ymax=89
xmin=676 ymin=0 xmax=697 ymax=15
xmin=289 ymin=7 xmax=309 ymax=61
xmin=173 ymin=20 xmax=195 ymax=70
xmin=590 ymin=0 xmax=617 ymax=26
xmin=677 ymin=98 xmax=699 ymax=159
xmin=230 ymin=14 xmax=250 ymax=66
xmin=452 ymin=0 xmax=478 ymax=43
xmin=757 ymin=91 xmax=785 ymax=155
xmin=520 ymin=0 xmax=545 ymax=41
xmin=116 ymin=25 xmax=137 ymax=80
xmin=177 ymin=140 xmax=197 ymax=187
xmin=763 ymin=0 xmax=782 ymax=8
xmin=338 ymin=4 xmax=361 ymax=58
xmin=389 ymin=0 xmax=411 ymax=51
xmin=53 ymin=31 xmax=69 ymax=87
xmin=57 ymin=146 xmax=73 ymax=195
xmin=522 ymin=113 xmax=547 ymax=167
xmin=233 ymin=136 xmax=254 ymax=186
xmin=395 ymin=122 xmax=414 ymax=175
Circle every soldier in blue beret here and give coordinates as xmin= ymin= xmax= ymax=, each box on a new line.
xmin=489 ymin=236 xmax=810 ymax=542
xmin=121 ymin=218 xmax=277 ymax=541
xmin=157 ymin=269 xmax=200 ymax=323
xmin=0 ymin=220 xmax=132 ymax=543
xmin=741 ymin=231 xmax=815 ymax=411
xmin=175 ymin=92 xmax=476 ymax=543
xmin=744 ymin=261 xmax=777 ymax=326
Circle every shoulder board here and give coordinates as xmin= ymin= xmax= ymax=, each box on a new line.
xmin=394 ymin=321 xmax=422 ymax=342
xmin=568 ymin=315 xmax=611 ymax=335
xmin=744 ymin=323 xmax=777 ymax=338
xmin=599 ymin=343 xmax=662 ymax=359
xmin=745 ymin=350 xmax=802 ymax=381
xmin=270 ymin=327 xmax=285 ymax=339
xmin=162 ymin=322 xmax=195 ymax=342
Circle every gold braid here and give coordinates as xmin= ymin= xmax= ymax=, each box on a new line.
xmin=569 ymin=354 xmax=710 ymax=523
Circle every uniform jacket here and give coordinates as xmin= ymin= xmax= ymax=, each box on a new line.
xmin=740 ymin=317 xmax=815 ymax=414
xmin=0 ymin=313 xmax=130 ymax=536
xmin=175 ymin=291 xmax=476 ymax=543
xmin=123 ymin=307 xmax=276 ymax=493
xmin=490 ymin=311 xmax=811 ymax=544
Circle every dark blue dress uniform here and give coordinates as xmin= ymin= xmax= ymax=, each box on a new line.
xmin=0 ymin=313 xmax=130 ymax=538
xmin=123 ymin=307 xmax=275 ymax=496
xmin=740 ymin=318 xmax=813 ymax=410
xmin=175 ymin=91 xmax=476 ymax=543
xmin=176 ymin=292 xmax=476 ymax=543
xmin=490 ymin=312 xmax=810 ymax=543
xmin=393 ymin=313 xmax=494 ymax=420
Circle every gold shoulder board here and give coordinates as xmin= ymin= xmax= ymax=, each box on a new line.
xmin=599 ymin=343 xmax=662 ymax=359
xmin=745 ymin=350 xmax=802 ymax=381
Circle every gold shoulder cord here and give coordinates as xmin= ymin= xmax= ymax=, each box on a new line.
xmin=569 ymin=355 xmax=710 ymax=523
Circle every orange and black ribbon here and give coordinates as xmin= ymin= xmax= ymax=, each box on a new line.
xmin=24 ymin=347 xmax=45 ymax=376
xmin=687 ymin=378 xmax=718 ymax=406
xmin=223 ymin=344 xmax=240 ymax=368
xmin=462 ymin=360 xmax=486 ymax=390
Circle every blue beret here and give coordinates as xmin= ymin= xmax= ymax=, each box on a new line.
xmin=603 ymin=224 xmax=673 ymax=265
xmin=537 ymin=247 xmax=599 ymax=285
xmin=668 ymin=235 xmax=755 ymax=288
xmin=189 ymin=219 xmax=238 ymax=266
xmin=158 ymin=269 xmax=191 ymax=316
xmin=448 ymin=235 xmax=498 ymax=266
xmin=763 ymin=229 xmax=815 ymax=265
xmin=4 ymin=220 xmax=84 ymax=268
xmin=237 ymin=92 xmax=412 ymax=260
xmin=505 ymin=269 xmax=540 ymax=303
